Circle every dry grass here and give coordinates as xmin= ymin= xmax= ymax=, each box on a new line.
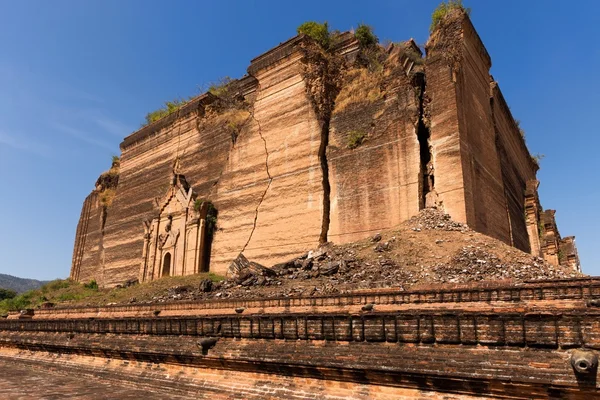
xmin=99 ymin=188 xmax=116 ymax=207
xmin=0 ymin=273 xmax=225 ymax=314
xmin=202 ymin=108 xmax=250 ymax=140
xmin=212 ymin=108 xmax=250 ymax=131
xmin=333 ymin=68 xmax=385 ymax=114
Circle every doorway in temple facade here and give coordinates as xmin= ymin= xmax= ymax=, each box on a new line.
xmin=139 ymin=174 xmax=217 ymax=282
xmin=162 ymin=252 xmax=171 ymax=277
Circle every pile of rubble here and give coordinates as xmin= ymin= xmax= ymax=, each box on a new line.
xmin=408 ymin=207 xmax=469 ymax=232
xmin=140 ymin=208 xmax=583 ymax=303
xmin=426 ymin=246 xmax=575 ymax=284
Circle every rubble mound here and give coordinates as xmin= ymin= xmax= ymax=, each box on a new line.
xmin=144 ymin=208 xmax=583 ymax=303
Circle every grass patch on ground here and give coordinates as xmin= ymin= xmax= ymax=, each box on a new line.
xmin=0 ymin=273 xmax=225 ymax=314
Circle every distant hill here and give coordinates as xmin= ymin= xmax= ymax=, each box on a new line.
xmin=0 ymin=273 xmax=50 ymax=293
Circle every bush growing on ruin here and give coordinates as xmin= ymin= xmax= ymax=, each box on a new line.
xmin=514 ymin=119 xmax=527 ymax=139
xmin=43 ymin=279 xmax=71 ymax=292
xmin=99 ymin=188 xmax=116 ymax=207
xmin=194 ymin=200 xmax=218 ymax=232
xmin=208 ymin=76 xmax=235 ymax=98
xmin=354 ymin=24 xmax=378 ymax=48
xmin=84 ymin=280 xmax=99 ymax=290
xmin=144 ymin=98 xmax=188 ymax=126
xmin=430 ymin=0 xmax=470 ymax=33
xmin=297 ymin=21 xmax=331 ymax=49
xmin=334 ymin=68 xmax=385 ymax=113
xmin=347 ymin=130 xmax=367 ymax=149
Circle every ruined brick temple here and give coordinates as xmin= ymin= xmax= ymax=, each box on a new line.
xmin=1 ymin=10 xmax=598 ymax=399
xmin=70 ymin=10 xmax=579 ymax=287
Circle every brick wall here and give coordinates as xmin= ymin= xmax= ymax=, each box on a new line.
xmin=3 ymin=278 xmax=600 ymax=398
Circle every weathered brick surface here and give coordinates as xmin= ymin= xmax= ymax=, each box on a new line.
xmin=32 ymin=277 xmax=600 ymax=319
xmin=0 ymin=355 xmax=190 ymax=399
xmin=491 ymin=82 xmax=537 ymax=253
xmin=0 ymin=348 xmax=491 ymax=399
xmin=71 ymin=12 xmax=578 ymax=287
xmin=4 ymin=310 xmax=600 ymax=350
xmin=3 ymin=279 xmax=600 ymax=398
xmin=328 ymin=45 xmax=421 ymax=244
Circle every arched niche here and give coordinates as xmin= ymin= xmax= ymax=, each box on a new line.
xmin=162 ymin=252 xmax=171 ymax=277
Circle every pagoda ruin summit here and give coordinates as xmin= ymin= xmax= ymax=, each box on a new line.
xmin=70 ymin=10 xmax=579 ymax=288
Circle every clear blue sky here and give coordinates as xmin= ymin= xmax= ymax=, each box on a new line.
xmin=0 ymin=0 xmax=598 ymax=280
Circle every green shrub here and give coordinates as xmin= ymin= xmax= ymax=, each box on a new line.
xmin=355 ymin=24 xmax=378 ymax=48
xmin=430 ymin=0 xmax=471 ymax=33
xmin=144 ymin=98 xmax=188 ymax=126
xmin=57 ymin=292 xmax=80 ymax=302
xmin=297 ymin=21 xmax=331 ymax=49
xmin=347 ymin=130 xmax=367 ymax=149
xmin=0 ymin=288 xmax=16 ymax=301
xmin=43 ymin=279 xmax=71 ymax=293
xmin=208 ymin=77 xmax=235 ymax=98
xmin=84 ymin=280 xmax=98 ymax=290
xmin=193 ymin=200 xmax=218 ymax=232
xmin=207 ymin=272 xmax=225 ymax=282
xmin=1 ymin=294 xmax=32 ymax=312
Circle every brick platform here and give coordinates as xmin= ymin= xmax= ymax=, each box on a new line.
xmin=1 ymin=278 xmax=599 ymax=398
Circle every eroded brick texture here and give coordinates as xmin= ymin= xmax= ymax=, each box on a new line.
xmin=2 ymin=278 xmax=600 ymax=398
xmin=70 ymin=9 xmax=579 ymax=289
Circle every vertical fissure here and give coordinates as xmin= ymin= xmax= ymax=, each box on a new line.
xmin=299 ymin=40 xmax=344 ymax=245
xmin=414 ymin=72 xmax=435 ymax=209
xmin=318 ymin=118 xmax=331 ymax=244
xmin=242 ymin=81 xmax=272 ymax=252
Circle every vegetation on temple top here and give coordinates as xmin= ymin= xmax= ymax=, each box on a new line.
xmin=334 ymin=68 xmax=385 ymax=113
xmin=430 ymin=0 xmax=471 ymax=33
xmin=208 ymin=76 xmax=235 ymax=98
xmin=354 ymin=24 xmax=378 ymax=48
xmin=144 ymin=98 xmax=189 ymax=126
xmin=97 ymin=155 xmax=120 ymax=207
xmin=141 ymin=76 xmax=242 ymax=128
xmin=514 ymin=120 xmax=544 ymax=168
xmin=297 ymin=21 xmax=332 ymax=49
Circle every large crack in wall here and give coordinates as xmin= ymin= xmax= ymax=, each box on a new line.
xmin=318 ymin=117 xmax=331 ymax=244
xmin=300 ymin=41 xmax=344 ymax=245
xmin=413 ymin=71 xmax=435 ymax=209
xmin=241 ymin=81 xmax=273 ymax=252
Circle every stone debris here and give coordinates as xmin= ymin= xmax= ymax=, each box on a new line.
xmin=199 ymin=279 xmax=213 ymax=293
xmin=138 ymin=208 xmax=583 ymax=304
xmin=408 ymin=207 xmax=468 ymax=232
